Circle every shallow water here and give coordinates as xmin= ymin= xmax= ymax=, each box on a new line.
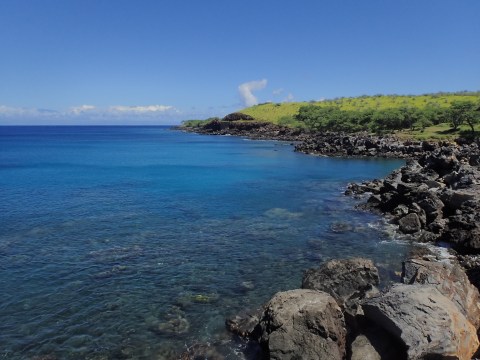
xmin=0 ymin=126 xmax=408 ymax=359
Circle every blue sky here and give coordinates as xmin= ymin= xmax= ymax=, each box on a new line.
xmin=0 ymin=0 xmax=479 ymax=125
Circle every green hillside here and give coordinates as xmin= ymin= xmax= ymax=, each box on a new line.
xmin=240 ymin=92 xmax=480 ymax=124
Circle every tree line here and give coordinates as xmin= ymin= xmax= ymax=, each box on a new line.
xmin=292 ymin=100 xmax=480 ymax=135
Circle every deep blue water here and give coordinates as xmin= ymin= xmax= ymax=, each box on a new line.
xmin=0 ymin=126 xmax=408 ymax=359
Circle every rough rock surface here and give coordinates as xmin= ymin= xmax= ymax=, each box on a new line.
xmin=402 ymin=258 xmax=480 ymax=330
xmin=347 ymin=142 xmax=480 ymax=254
xmin=258 ymin=289 xmax=346 ymax=360
xmin=295 ymin=133 xmax=436 ymax=158
xmin=350 ymin=334 xmax=381 ymax=360
xmin=225 ymin=309 xmax=262 ymax=339
xmin=458 ymin=254 xmax=480 ymax=291
xmin=180 ymin=120 xmax=308 ymax=141
xmin=302 ymin=258 xmax=379 ymax=308
xmin=350 ymin=326 xmax=406 ymax=360
xmin=362 ymin=284 xmax=479 ymax=360
xmin=398 ymin=213 xmax=422 ymax=234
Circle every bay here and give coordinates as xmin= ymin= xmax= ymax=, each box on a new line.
xmin=0 ymin=126 xmax=408 ymax=359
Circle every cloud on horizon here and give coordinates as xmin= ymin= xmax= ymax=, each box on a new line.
xmin=238 ymin=79 xmax=267 ymax=107
xmin=0 ymin=105 xmax=57 ymax=117
xmin=108 ymin=105 xmax=175 ymax=114
xmin=70 ymin=105 xmax=97 ymax=114
xmin=0 ymin=104 xmax=180 ymax=125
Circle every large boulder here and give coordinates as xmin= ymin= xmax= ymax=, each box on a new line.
xmin=402 ymin=258 xmax=480 ymax=329
xmin=440 ymin=189 xmax=477 ymax=212
xmin=363 ymin=284 xmax=479 ymax=360
xmin=415 ymin=193 xmax=444 ymax=223
xmin=397 ymin=213 xmax=422 ymax=234
xmin=258 ymin=289 xmax=346 ymax=360
xmin=302 ymin=258 xmax=379 ymax=308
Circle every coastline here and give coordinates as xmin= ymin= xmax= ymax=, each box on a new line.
xmin=177 ymin=121 xmax=480 ymax=256
xmin=176 ymin=122 xmax=480 ymax=359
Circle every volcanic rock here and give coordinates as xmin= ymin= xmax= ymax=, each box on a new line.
xmin=362 ymin=284 xmax=479 ymax=360
xmin=258 ymin=289 xmax=346 ymax=360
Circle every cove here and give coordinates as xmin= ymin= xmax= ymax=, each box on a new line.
xmin=0 ymin=126 xmax=408 ymax=359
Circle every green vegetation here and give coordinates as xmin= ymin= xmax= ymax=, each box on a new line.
xmin=181 ymin=118 xmax=219 ymax=128
xmin=181 ymin=92 xmax=480 ymax=140
xmin=396 ymin=123 xmax=480 ymax=141
xmin=240 ymin=92 xmax=480 ymax=124
xmin=241 ymin=92 xmax=480 ymax=138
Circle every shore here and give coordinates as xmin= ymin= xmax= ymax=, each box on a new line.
xmin=177 ymin=121 xmax=480 ymax=359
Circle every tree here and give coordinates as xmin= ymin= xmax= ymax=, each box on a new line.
xmin=464 ymin=102 xmax=480 ymax=135
xmin=296 ymin=106 xmax=339 ymax=131
xmin=448 ymin=101 xmax=477 ymax=131
xmin=371 ymin=109 xmax=404 ymax=133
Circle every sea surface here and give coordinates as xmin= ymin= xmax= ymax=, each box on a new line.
xmin=0 ymin=126 xmax=409 ymax=359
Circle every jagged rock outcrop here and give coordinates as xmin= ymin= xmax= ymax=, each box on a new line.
xmin=295 ymin=133 xmax=438 ymax=158
xmin=225 ymin=309 xmax=262 ymax=339
xmin=225 ymin=255 xmax=480 ymax=359
xmin=402 ymin=258 xmax=480 ymax=329
xmin=347 ymin=142 xmax=480 ymax=254
xmin=182 ymin=120 xmax=308 ymax=141
xmin=362 ymin=284 xmax=479 ymax=360
xmin=258 ymin=289 xmax=346 ymax=360
xmin=302 ymin=258 xmax=380 ymax=309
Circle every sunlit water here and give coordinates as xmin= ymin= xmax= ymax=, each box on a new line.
xmin=0 ymin=126 xmax=408 ymax=359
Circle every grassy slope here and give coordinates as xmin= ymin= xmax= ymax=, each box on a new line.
xmin=240 ymin=93 xmax=480 ymax=124
xmin=396 ymin=123 xmax=480 ymax=141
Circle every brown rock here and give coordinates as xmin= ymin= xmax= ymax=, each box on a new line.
xmin=363 ymin=284 xmax=479 ymax=360
xmin=402 ymin=258 xmax=480 ymax=329
xmin=259 ymin=289 xmax=346 ymax=360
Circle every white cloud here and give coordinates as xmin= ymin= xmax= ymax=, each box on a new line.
xmin=0 ymin=104 xmax=180 ymax=125
xmin=108 ymin=105 xmax=175 ymax=114
xmin=70 ymin=105 xmax=97 ymax=114
xmin=238 ymin=79 xmax=267 ymax=107
xmin=0 ymin=105 xmax=61 ymax=125
xmin=0 ymin=105 xmax=53 ymax=116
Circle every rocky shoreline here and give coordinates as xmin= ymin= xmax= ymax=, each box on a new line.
xmin=345 ymin=142 xmax=480 ymax=254
xmin=178 ymin=121 xmax=441 ymax=158
xmin=223 ymin=252 xmax=480 ymax=360
xmin=177 ymin=122 xmax=480 ymax=359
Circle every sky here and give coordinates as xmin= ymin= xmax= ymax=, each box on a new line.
xmin=0 ymin=0 xmax=479 ymax=125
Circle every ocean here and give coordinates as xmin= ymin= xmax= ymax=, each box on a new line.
xmin=0 ymin=126 xmax=408 ymax=359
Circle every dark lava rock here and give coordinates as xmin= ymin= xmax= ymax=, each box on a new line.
xmin=397 ymin=213 xmax=421 ymax=234
xmin=347 ymin=142 xmax=480 ymax=254
xmin=302 ymin=258 xmax=380 ymax=308
xmin=225 ymin=309 xmax=262 ymax=339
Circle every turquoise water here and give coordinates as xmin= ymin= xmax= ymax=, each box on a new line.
xmin=0 ymin=126 xmax=407 ymax=359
